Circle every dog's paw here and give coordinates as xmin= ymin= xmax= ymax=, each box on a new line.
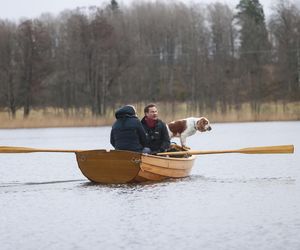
xmin=182 ymin=145 xmax=191 ymax=151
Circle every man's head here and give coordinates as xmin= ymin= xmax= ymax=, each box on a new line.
xmin=144 ymin=103 xmax=158 ymax=120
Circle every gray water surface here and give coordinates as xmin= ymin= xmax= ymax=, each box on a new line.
xmin=0 ymin=122 xmax=299 ymax=250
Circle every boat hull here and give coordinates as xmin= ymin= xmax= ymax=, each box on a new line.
xmin=137 ymin=154 xmax=195 ymax=182
xmin=76 ymin=150 xmax=196 ymax=184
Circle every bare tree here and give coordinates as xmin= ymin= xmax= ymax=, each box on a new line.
xmin=269 ymin=0 xmax=300 ymax=101
xmin=208 ymin=2 xmax=237 ymax=112
xmin=0 ymin=20 xmax=19 ymax=117
xmin=16 ymin=19 xmax=53 ymax=117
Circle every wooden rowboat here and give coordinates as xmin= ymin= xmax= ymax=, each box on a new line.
xmin=76 ymin=150 xmax=196 ymax=184
xmin=0 ymin=145 xmax=293 ymax=184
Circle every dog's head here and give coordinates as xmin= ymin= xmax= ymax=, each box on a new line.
xmin=196 ymin=117 xmax=212 ymax=132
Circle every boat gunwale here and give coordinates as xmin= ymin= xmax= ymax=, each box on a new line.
xmin=141 ymin=153 xmax=196 ymax=161
xmin=77 ymin=149 xmax=197 ymax=162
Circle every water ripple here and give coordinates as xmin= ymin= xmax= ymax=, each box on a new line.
xmin=188 ymin=175 xmax=296 ymax=184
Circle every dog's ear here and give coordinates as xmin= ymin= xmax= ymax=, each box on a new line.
xmin=197 ymin=118 xmax=208 ymax=132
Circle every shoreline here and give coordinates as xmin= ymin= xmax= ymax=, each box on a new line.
xmin=0 ymin=101 xmax=299 ymax=129
xmin=0 ymin=117 xmax=298 ymax=130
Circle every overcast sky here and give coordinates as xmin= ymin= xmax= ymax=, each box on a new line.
xmin=0 ymin=0 xmax=294 ymax=21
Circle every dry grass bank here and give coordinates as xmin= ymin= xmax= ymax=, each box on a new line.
xmin=0 ymin=102 xmax=299 ymax=129
xmin=155 ymin=101 xmax=300 ymax=123
xmin=0 ymin=108 xmax=115 ymax=129
xmin=206 ymin=102 xmax=300 ymax=123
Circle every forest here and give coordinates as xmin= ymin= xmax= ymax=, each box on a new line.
xmin=0 ymin=0 xmax=299 ymax=122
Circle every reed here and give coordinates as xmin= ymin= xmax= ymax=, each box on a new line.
xmin=0 ymin=108 xmax=115 ymax=129
xmin=209 ymin=102 xmax=300 ymax=123
xmin=155 ymin=101 xmax=300 ymax=123
xmin=0 ymin=101 xmax=299 ymax=129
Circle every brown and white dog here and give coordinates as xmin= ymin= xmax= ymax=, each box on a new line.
xmin=167 ymin=117 xmax=211 ymax=148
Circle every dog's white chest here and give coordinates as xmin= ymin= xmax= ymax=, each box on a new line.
xmin=183 ymin=118 xmax=198 ymax=136
xmin=184 ymin=127 xmax=197 ymax=137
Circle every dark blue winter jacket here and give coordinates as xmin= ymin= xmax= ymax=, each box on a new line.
xmin=110 ymin=106 xmax=147 ymax=152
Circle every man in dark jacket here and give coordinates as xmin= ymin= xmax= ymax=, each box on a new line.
xmin=141 ymin=104 xmax=170 ymax=154
xmin=110 ymin=105 xmax=147 ymax=152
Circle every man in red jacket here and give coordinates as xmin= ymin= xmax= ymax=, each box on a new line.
xmin=141 ymin=104 xmax=170 ymax=154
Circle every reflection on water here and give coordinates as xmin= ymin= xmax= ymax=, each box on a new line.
xmin=0 ymin=122 xmax=300 ymax=250
xmin=0 ymin=179 xmax=86 ymax=188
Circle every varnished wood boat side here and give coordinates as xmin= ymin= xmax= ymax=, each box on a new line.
xmin=136 ymin=169 xmax=168 ymax=182
xmin=76 ymin=150 xmax=141 ymax=184
xmin=138 ymin=154 xmax=196 ymax=180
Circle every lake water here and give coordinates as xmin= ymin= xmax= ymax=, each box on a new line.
xmin=0 ymin=121 xmax=299 ymax=250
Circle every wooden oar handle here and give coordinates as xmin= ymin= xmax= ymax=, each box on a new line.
xmin=158 ymin=145 xmax=295 ymax=156
xmin=0 ymin=146 xmax=79 ymax=153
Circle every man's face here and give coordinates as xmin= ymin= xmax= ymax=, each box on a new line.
xmin=146 ymin=106 xmax=158 ymax=120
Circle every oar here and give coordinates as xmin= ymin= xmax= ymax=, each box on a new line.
xmin=157 ymin=145 xmax=294 ymax=156
xmin=0 ymin=145 xmax=294 ymax=155
xmin=0 ymin=146 xmax=81 ymax=153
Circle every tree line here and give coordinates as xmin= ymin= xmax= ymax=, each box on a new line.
xmin=0 ymin=0 xmax=299 ymax=118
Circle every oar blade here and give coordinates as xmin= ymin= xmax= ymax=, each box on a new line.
xmin=239 ymin=145 xmax=294 ymax=154
xmin=0 ymin=146 xmax=37 ymax=153
xmin=0 ymin=146 xmax=77 ymax=153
